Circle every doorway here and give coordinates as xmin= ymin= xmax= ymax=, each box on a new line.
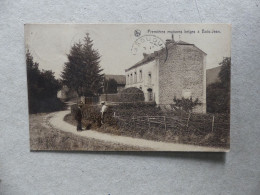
xmin=147 ymin=88 xmax=153 ymax=101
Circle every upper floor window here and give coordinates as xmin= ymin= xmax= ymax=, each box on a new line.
xmin=139 ymin=70 xmax=142 ymax=81
xmin=130 ymin=73 xmax=133 ymax=84
xmin=127 ymin=74 xmax=129 ymax=85
xmin=148 ymin=72 xmax=152 ymax=84
xmin=134 ymin=72 xmax=137 ymax=83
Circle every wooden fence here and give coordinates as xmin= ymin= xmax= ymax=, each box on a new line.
xmin=114 ymin=112 xmax=229 ymax=135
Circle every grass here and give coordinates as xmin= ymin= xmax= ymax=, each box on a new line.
xmin=29 ymin=113 xmax=146 ymax=151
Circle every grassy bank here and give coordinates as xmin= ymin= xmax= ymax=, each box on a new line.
xmin=29 ymin=113 xmax=145 ymax=151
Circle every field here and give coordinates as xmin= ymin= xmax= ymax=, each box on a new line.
xmin=69 ymin=103 xmax=230 ymax=149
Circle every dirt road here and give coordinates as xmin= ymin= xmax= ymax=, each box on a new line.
xmin=48 ymin=110 xmax=227 ymax=152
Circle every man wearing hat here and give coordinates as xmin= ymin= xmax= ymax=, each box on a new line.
xmin=100 ymin=101 xmax=108 ymax=125
xmin=75 ymin=101 xmax=83 ymax=131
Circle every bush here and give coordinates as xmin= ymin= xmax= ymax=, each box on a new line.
xmin=29 ymin=97 xmax=66 ymax=114
xmin=119 ymin=87 xmax=145 ymax=102
xmin=117 ymin=102 xmax=156 ymax=109
xmin=172 ymin=96 xmax=201 ymax=113
xmin=207 ymin=82 xmax=230 ymax=113
xmin=71 ymin=104 xmax=118 ymax=127
xmin=111 ymin=102 xmax=161 ymax=119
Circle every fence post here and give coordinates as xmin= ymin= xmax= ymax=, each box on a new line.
xmin=132 ymin=116 xmax=135 ymax=127
xmin=147 ymin=116 xmax=150 ymax=130
xmin=164 ymin=116 xmax=167 ymax=131
xmin=211 ymin=115 xmax=215 ymax=132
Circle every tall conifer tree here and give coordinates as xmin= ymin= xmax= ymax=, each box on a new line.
xmin=61 ymin=33 xmax=103 ymax=96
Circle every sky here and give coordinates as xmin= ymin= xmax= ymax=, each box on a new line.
xmin=25 ymin=24 xmax=231 ymax=79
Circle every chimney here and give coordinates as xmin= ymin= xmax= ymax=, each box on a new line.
xmin=165 ymin=39 xmax=171 ymax=45
xmin=166 ymin=34 xmax=176 ymax=46
xmin=143 ymin=53 xmax=148 ymax=58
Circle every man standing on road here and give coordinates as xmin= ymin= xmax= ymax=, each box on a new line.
xmin=75 ymin=101 xmax=83 ymax=131
xmin=100 ymin=101 xmax=108 ymax=125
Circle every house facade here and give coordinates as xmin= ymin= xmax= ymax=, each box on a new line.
xmin=125 ymin=38 xmax=207 ymax=113
xmin=125 ymin=55 xmax=159 ymax=102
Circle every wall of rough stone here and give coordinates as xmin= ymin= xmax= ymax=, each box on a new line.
xmin=158 ymin=43 xmax=206 ymax=113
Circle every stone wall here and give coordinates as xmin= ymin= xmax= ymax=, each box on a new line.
xmin=158 ymin=44 xmax=206 ymax=113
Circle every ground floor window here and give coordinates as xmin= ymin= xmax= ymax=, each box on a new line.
xmin=147 ymin=88 xmax=153 ymax=101
xmin=148 ymin=73 xmax=152 ymax=85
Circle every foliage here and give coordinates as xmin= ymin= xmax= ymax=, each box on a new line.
xmin=218 ymin=57 xmax=231 ymax=88
xmin=61 ymin=33 xmax=104 ymax=97
xmin=26 ymin=51 xmax=64 ymax=113
xmin=119 ymin=87 xmax=145 ymax=102
xmin=103 ymin=78 xmax=118 ymax=93
xmin=71 ymin=104 xmax=102 ymax=127
xmin=172 ymin=96 xmax=200 ymax=113
xmin=117 ymin=102 xmax=157 ymax=109
xmin=207 ymin=57 xmax=231 ymax=113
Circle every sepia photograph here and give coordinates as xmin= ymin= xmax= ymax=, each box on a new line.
xmin=25 ymin=24 xmax=231 ymax=151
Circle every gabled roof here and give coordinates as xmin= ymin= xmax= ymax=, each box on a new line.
xmin=125 ymin=40 xmax=206 ymax=72
xmin=125 ymin=52 xmax=157 ymax=72
xmin=176 ymin=40 xmax=193 ymax=45
xmin=104 ymin=74 xmax=126 ymax=85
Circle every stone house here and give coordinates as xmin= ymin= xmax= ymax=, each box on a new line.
xmin=125 ymin=38 xmax=207 ymax=113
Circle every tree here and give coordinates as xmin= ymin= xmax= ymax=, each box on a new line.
xmin=218 ymin=57 xmax=231 ymax=89
xmin=61 ymin=33 xmax=104 ymax=97
xmin=104 ymin=78 xmax=118 ymax=93
xmin=26 ymin=50 xmax=41 ymax=100
xmin=27 ymin=51 xmax=60 ymax=100
xmin=207 ymin=57 xmax=231 ymax=113
xmin=26 ymin=50 xmax=63 ymax=113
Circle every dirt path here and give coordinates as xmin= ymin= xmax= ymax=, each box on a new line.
xmin=46 ymin=109 xmax=226 ymax=152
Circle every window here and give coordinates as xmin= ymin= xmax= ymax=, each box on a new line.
xmin=130 ymin=73 xmax=133 ymax=84
xmin=127 ymin=74 xmax=129 ymax=85
xmin=134 ymin=72 xmax=137 ymax=83
xmin=148 ymin=72 xmax=152 ymax=84
xmin=139 ymin=70 xmax=142 ymax=81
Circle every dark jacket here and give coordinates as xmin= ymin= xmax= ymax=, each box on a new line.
xmin=75 ymin=107 xmax=82 ymax=121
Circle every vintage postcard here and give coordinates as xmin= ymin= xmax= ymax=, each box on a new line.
xmin=25 ymin=24 xmax=231 ymax=151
